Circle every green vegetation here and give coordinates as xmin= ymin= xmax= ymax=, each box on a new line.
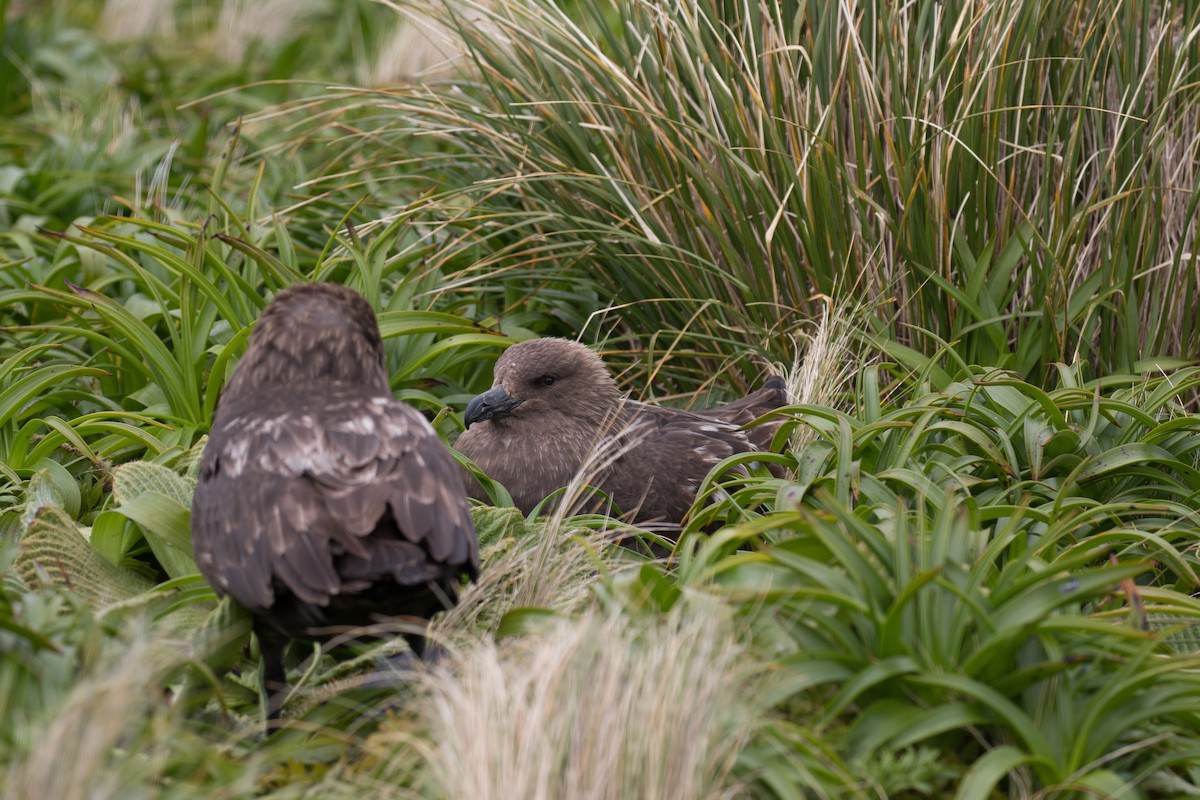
xmin=2 ymin=0 xmax=1199 ymax=797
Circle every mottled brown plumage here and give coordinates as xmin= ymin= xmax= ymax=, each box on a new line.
xmin=191 ymin=283 xmax=478 ymax=719
xmin=454 ymin=338 xmax=787 ymax=528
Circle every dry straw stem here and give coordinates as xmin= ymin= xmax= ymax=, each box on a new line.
xmin=418 ymin=602 xmax=758 ymax=800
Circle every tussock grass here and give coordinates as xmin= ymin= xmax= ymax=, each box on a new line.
xmin=3 ymin=634 xmax=183 ymax=800
xmin=368 ymin=0 xmax=491 ymax=84
xmin=435 ymin=501 xmax=635 ymax=645
xmin=97 ymin=0 xmax=175 ymax=41
xmin=214 ymin=0 xmax=327 ymax=62
xmin=433 ymin=518 xmax=620 ymax=642
xmin=779 ymin=298 xmax=863 ymax=448
xmin=418 ymin=603 xmax=758 ymax=800
xmin=302 ymin=0 xmax=1200 ymax=384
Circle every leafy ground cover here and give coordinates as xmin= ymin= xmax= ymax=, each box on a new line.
xmin=2 ymin=1 xmax=1199 ymax=798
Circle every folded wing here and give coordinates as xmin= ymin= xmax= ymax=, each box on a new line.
xmin=191 ymin=388 xmax=479 ymax=616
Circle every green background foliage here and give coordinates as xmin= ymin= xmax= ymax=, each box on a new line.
xmin=1 ymin=0 xmax=1198 ymax=797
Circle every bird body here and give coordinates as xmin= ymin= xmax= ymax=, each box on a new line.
xmin=191 ymin=283 xmax=478 ymax=718
xmin=454 ymin=338 xmax=787 ymax=527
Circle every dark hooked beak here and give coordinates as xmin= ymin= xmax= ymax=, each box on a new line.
xmin=464 ymin=385 xmax=524 ymax=428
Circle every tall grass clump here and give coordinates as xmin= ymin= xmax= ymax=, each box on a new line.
xmin=3 ymin=635 xmax=184 ymax=800
xmin=311 ymin=0 xmax=1200 ymax=387
xmin=432 ymin=507 xmax=640 ymax=644
xmin=408 ymin=603 xmax=762 ymax=800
